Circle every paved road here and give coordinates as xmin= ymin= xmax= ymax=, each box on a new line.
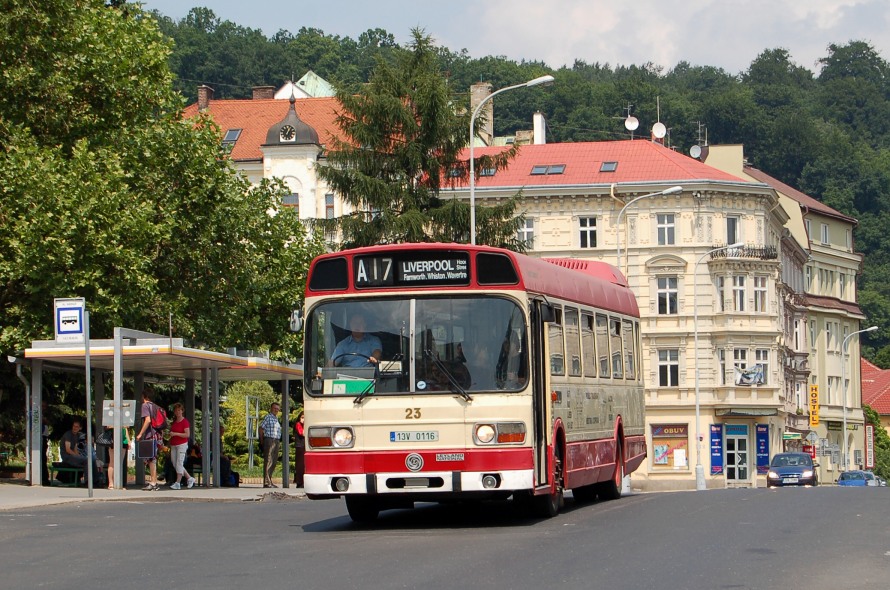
xmin=2 ymin=487 xmax=887 ymax=589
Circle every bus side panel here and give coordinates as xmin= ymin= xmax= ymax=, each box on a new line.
xmin=563 ymin=437 xmax=616 ymax=489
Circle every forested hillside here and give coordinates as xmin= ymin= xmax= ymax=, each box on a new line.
xmin=152 ymin=8 xmax=890 ymax=364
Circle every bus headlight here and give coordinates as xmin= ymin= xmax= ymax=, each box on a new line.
xmin=308 ymin=426 xmax=355 ymax=449
xmin=333 ymin=427 xmax=354 ymax=447
xmin=475 ymin=424 xmax=496 ymax=444
xmin=474 ymin=422 xmax=526 ymax=445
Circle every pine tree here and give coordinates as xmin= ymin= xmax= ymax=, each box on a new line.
xmin=315 ymin=29 xmax=525 ymax=250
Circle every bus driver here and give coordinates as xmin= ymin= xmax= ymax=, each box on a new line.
xmin=330 ymin=314 xmax=382 ymax=367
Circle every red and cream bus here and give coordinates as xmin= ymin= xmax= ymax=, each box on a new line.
xmin=301 ymin=243 xmax=644 ymax=521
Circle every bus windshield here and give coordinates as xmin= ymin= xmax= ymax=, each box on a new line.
xmin=305 ymin=296 xmax=528 ymax=396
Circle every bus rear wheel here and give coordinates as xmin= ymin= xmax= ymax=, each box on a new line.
xmin=345 ymin=496 xmax=379 ymax=523
xmin=534 ymin=447 xmax=564 ymax=518
xmin=597 ymin=441 xmax=623 ymax=501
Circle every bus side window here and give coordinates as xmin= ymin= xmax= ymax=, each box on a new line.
xmin=623 ymin=319 xmax=636 ymax=380
xmin=595 ymin=313 xmax=610 ymax=378
xmin=549 ymin=306 xmax=565 ymax=376
xmin=610 ymin=317 xmax=623 ymax=379
xmin=582 ymin=312 xmax=597 ymax=378
xmin=565 ymin=307 xmax=581 ymax=377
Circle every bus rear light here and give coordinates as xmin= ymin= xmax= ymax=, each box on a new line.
xmin=308 ymin=426 xmax=355 ymax=449
xmin=474 ymin=422 xmax=526 ymax=445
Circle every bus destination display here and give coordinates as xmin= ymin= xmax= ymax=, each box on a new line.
xmin=354 ymin=252 xmax=470 ymax=288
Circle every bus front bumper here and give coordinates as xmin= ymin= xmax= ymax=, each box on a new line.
xmin=305 ymin=469 xmax=534 ymax=496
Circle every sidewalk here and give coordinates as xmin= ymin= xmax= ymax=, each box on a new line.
xmin=0 ymin=478 xmax=305 ymax=511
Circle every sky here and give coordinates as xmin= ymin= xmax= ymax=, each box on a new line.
xmin=139 ymin=0 xmax=890 ymax=75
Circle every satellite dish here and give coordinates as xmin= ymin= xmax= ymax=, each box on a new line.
xmin=652 ymin=122 xmax=667 ymax=139
xmin=624 ymin=116 xmax=639 ymax=131
xmin=689 ymin=144 xmax=702 ymax=159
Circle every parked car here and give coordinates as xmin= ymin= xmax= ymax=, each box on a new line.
xmin=836 ymin=470 xmax=869 ymax=486
xmin=766 ymin=452 xmax=818 ymax=487
xmin=862 ymin=471 xmax=881 ymax=487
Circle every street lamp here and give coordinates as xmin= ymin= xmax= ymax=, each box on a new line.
xmin=469 ymin=74 xmax=555 ymax=245
xmin=693 ymin=241 xmax=743 ymax=490
xmin=841 ymin=325 xmax=878 ymax=470
xmin=615 ymin=185 xmax=683 ymax=274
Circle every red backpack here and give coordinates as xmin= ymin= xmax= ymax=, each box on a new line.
xmin=150 ymin=403 xmax=168 ymax=431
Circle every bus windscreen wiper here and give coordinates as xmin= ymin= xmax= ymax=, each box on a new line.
xmin=425 ymin=350 xmax=472 ymax=402
xmin=352 ymin=373 xmax=377 ymax=405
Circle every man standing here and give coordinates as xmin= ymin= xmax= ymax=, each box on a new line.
xmin=135 ymin=387 xmax=163 ymax=491
xmin=259 ymin=402 xmax=282 ymax=488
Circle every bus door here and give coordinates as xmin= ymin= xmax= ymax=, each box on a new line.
xmin=531 ymin=300 xmax=554 ymax=488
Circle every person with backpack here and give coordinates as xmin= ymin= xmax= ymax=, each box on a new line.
xmin=136 ymin=386 xmax=166 ymax=491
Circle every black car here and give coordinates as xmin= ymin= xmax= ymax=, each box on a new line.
xmin=767 ymin=452 xmax=818 ymax=487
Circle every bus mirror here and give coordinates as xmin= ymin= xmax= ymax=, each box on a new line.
xmin=289 ymin=307 xmax=304 ymax=333
xmin=540 ymin=303 xmax=556 ymax=323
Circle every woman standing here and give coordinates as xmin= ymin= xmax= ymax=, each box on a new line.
xmin=168 ymin=403 xmax=195 ymax=490
xmin=293 ymin=410 xmax=306 ymax=487
xmin=104 ymin=425 xmax=131 ymax=489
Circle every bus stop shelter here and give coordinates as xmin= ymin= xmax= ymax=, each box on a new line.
xmin=22 ymin=328 xmax=303 ymax=489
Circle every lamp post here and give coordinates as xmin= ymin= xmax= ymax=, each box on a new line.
xmin=841 ymin=325 xmax=878 ymax=470
xmin=469 ymin=75 xmax=554 ymax=245
xmin=693 ymin=241 xmax=743 ymax=490
xmin=615 ymin=185 xmax=683 ymax=274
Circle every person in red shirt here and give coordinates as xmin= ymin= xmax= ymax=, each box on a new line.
xmin=293 ymin=410 xmax=305 ymax=487
xmin=168 ymin=403 xmax=195 ymax=490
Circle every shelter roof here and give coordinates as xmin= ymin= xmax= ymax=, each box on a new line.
xmin=25 ymin=338 xmax=302 ymax=382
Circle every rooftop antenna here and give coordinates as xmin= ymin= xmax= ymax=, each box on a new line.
xmin=651 ymin=96 xmax=666 ymax=142
xmin=623 ymin=104 xmax=639 ymax=139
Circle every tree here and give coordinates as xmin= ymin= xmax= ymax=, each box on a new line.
xmin=0 ymin=1 xmax=322 ymax=446
xmin=315 ymin=29 xmax=528 ymax=249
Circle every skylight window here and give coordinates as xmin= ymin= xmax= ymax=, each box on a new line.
xmin=600 ymin=161 xmax=618 ymax=172
xmin=480 ymin=167 xmax=496 ymax=177
xmin=531 ymin=164 xmax=566 ymax=175
xmin=222 ymin=128 xmax=242 ymax=143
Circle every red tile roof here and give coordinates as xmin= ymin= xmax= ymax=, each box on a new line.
xmin=861 ymin=358 xmax=890 ymax=415
xmin=744 ymin=166 xmax=856 ymax=224
xmin=450 ymin=140 xmax=744 ymax=188
xmin=182 ymin=97 xmax=343 ymax=161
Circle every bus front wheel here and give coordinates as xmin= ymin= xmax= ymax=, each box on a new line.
xmin=534 ymin=448 xmax=564 ymax=518
xmin=345 ymin=496 xmax=379 ymax=523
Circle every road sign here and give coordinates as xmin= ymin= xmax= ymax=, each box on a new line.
xmin=806 ymin=431 xmax=819 ymax=443
xmin=54 ymin=298 xmax=85 ymax=343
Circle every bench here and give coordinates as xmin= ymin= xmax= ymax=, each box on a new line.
xmin=49 ymin=462 xmax=84 ymax=487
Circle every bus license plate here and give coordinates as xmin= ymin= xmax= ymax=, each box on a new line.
xmin=390 ymin=431 xmax=439 ymax=442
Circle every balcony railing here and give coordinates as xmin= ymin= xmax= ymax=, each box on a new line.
xmin=709 ymin=244 xmax=778 ymax=261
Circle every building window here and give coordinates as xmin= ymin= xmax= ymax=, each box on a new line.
xmin=732 ymin=348 xmax=747 ymax=384
xmin=846 ymin=229 xmax=852 ymax=251
xmin=727 ymin=215 xmax=740 ymax=245
xmin=839 ymin=273 xmax=847 ymax=300
xmin=480 ymin=167 xmax=496 ymax=177
xmin=755 ymin=349 xmax=769 ymax=385
xmin=805 ymin=219 xmax=811 ymax=239
xmin=753 ymin=276 xmax=767 ymax=312
xmin=517 ymin=218 xmax=535 ymax=248
xmin=658 ymin=349 xmax=679 ymax=387
xmin=282 ymin=193 xmax=299 ymax=212
xmin=717 ymin=276 xmax=725 ymax=312
xmin=805 ymin=266 xmax=812 ymax=292
xmin=719 ymin=349 xmax=727 ymax=385
xmin=826 ymin=321 xmax=836 ymax=351
xmin=579 ymin=217 xmax=597 ymax=248
xmin=820 ymin=223 xmax=830 ymax=245
xmin=325 ymin=194 xmax=335 ymax=219
xmin=657 ymin=276 xmax=678 ymax=315
xmin=531 ymin=164 xmax=565 ymax=175
xmin=809 ymin=320 xmax=817 ymax=350
xmin=657 ymin=213 xmax=675 ymax=245
xmin=732 ymin=275 xmax=746 ymax=312
xmin=651 ymin=424 xmax=688 ymax=469
xmin=600 ymin=161 xmax=618 ymax=172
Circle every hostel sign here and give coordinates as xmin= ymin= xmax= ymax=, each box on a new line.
xmin=808 ymin=384 xmax=819 ymax=427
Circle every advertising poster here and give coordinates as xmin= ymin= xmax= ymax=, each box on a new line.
xmin=710 ymin=424 xmax=723 ymax=475
xmin=756 ymin=424 xmax=769 ymax=474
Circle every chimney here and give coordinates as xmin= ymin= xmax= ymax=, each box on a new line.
xmin=197 ymin=85 xmax=214 ymax=111
xmin=252 ymin=85 xmax=275 ymax=100
xmin=470 ymin=82 xmax=494 ymax=146
xmin=533 ymin=112 xmax=547 ymax=145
